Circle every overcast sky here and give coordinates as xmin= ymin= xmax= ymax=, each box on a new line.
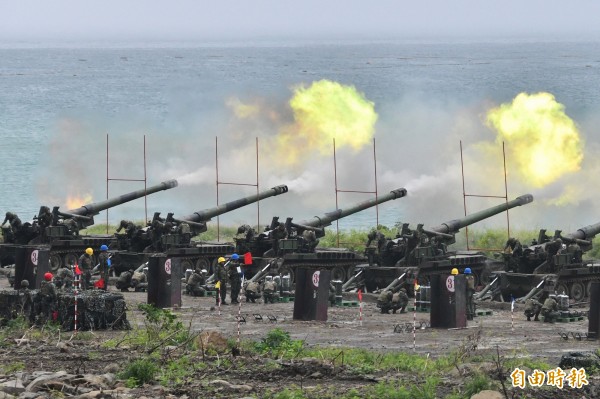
xmin=2 ymin=1 xmax=600 ymax=42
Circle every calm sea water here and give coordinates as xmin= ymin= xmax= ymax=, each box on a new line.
xmin=1 ymin=40 xmax=599 ymax=229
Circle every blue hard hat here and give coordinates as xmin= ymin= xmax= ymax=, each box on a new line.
xmin=100 ymin=244 xmax=108 ymax=251
xmin=464 ymin=267 xmax=472 ymax=274
xmin=231 ymin=253 xmax=239 ymax=260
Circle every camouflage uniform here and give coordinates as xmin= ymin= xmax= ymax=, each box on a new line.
xmin=186 ymin=271 xmax=206 ymax=297
xmin=524 ymin=298 xmax=542 ymax=321
xmin=263 ymin=279 xmax=277 ymax=304
xmin=37 ymin=280 xmax=57 ymax=324
xmin=215 ymin=261 xmax=229 ymax=305
xmin=541 ymin=297 xmax=560 ymax=323
xmin=270 ymin=223 xmax=288 ymax=255
xmin=229 ymin=261 xmax=242 ymax=304
xmin=377 ymin=290 xmax=393 ymax=314
xmin=55 ymin=267 xmax=74 ymax=290
xmin=115 ymin=270 xmax=134 ymax=292
xmin=131 ymin=270 xmax=147 ymax=291
xmin=98 ymin=250 xmax=110 ymax=290
xmin=78 ymin=253 xmax=94 ymax=290
xmin=465 ymin=274 xmax=476 ymax=320
xmin=391 ymin=289 xmax=409 ymax=314
xmin=245 ymin=281 xmax=261 ymax=303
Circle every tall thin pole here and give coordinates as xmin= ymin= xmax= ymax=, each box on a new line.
xmin=143 ymin=135 xmax=148 ymax=224
xmin=215 ymin=136 xmax=220 ymax=241
xmin=106 ymin=134 xmax=109 ymax=233
xmin=256 ymin=137 xmax=260 ymax=232
xmin=460 ymin=141 xmax=468 ymax=249
xmin=503 ymin=142 xmax=510 ymax=238
xmin=333 ymin=138 xmax=340 ymax=247
xmin=373 ymin=138 xmax=379 ymax=227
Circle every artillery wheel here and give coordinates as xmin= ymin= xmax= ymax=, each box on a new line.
xmin=555 ymin=283 xmax=569 ymax=297
xmin=181 ymin=259 xmax=195 ymax=273
xmin=196 ymin=258 xmax=211 ymax=273
xmin=570 ymin=282 xmax=585 ymax=302
xmin=331 ymin=266 xmax=346 ymax=283
xmin=50 ymin=254 xmax=62 ymax=272
xmin=64 ymin=253 xmax=79 ymax=268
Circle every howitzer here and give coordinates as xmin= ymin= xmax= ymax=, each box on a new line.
xmin=53 ymin=179 xmax=179 ymax=229
xmin=427 ymin=194 xmax=534 ymax=244
xmin=287 ymin=188 xmax=407 ymax=237
xmin=165 ymin=185 xmax=289 ymax=235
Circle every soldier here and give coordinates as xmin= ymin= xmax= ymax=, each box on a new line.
xmin=541 ymin=294 xmax=560 ymax=323
xmin=377 ymin=289 xmax=394 ymax=314
xmin=503 ymin=238 xmax=522 ymax=272
xmin=37 ymin=272 xmax=57 ymax=324
xmin=55 ymin=266 xmax=74 ymax=290
xmin=464 ymin=267 xmax=476 ymax=320
xmin=116 ymin=220 xmax=140 ymax=238
xmin=215 ymin=256 xmax=229 ymax=305
xmin=229 ymin=253 xmax=242 ymax=304
xmin=301 ymin=229 xmax=320 ymax=252
xmin=36 ymin=206 xmax=54 ymax=240
xmin=366 ymin=229 xmax=387 ymax=254
xmin=186 ymin=269 xmax=207 ymax=297
xmin=392 ymin=288 xmax=409 ymax=314
xmin=116 ymin=269 xmax=135 ymax=292
xmin=244 ymin=280 xmax=261 ymax=303
xmin=524 ymin=297 xmax=543 ymax=321
xmin=263 ymin=276 xmax=277 ymax=304
xmin=131 ymin=267 xmax=148 ymax=291
xmin=567 ymin=242 xmax=583 ymax=263
xmin=79 ymin=247 xmax=94 ymax=290
xmin=270 ymin=222 xmax=288 ymax=254
xmin=97 ymin=244 xmax=110 ymax=291
xmin=1 ymin=211 xmax=22 ymax=242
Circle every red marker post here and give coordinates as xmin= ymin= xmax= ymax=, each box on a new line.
xmin=358 ymin=289 xmax=363 ymax=326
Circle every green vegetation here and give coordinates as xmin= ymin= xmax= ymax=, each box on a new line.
xmin=118 ymin=358 xmax=158 ymax=387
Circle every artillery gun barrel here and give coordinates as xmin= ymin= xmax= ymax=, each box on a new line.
xmin=565 ymin=222 xmax=600 ymax=242
xmin=181 ymin=185 xmax=289 ymax=223
xmin=342 ymin=269 xmax=364 ymax=291
xmin=296 ymin=188 xmax=407 ymax=228
xmin=429 ymin=194 xmax=534 ymax=234
xmin=383 ymin=272 xmax=407 ymax=292
xmin=68 ymin=179 xmax=179 ymax=216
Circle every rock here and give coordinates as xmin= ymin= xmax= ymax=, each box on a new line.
xmin=309 ymin=372 xmax=323 ymax=379
xmin=197 ymin=331 xmax=229 ymax=354
xmin=471 ymin=390 xmax=504 ymax=399
xmin=210 ymin=380 xmax=232 ymax=388
xmin=208 ymin=380 xmax=252 ymax=392
xmin=559 ymin=351 xmax=600 ymax=369
xmin=0 ymin=392 xmax=15 ymax=399
xmin=100 ymin=373 xmax=116 ymax=386
xmin=25 ymin=371 xmax=69 ymax=392
xmin=0 ymin=378 xmax=25 ymax=395
xmin=102 ymin=363 xmax=119 ymax=374
xmin=56 ymin=342 xmax=69 ymax=353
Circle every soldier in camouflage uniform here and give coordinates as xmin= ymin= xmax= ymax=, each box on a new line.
xmin=270 ymin=223 xmax=288 ymax=255
xmin=244 ymin=280 xmax=261 ymax=303
xmin=37 ymin=273 xmax=57 ymax=324
xmin=55 ymin=267 xmax=74 ymax=290
xmin=464 ymin=268 xmax=476 ymax=320
xmin=541 ymin=294 xmax=560 ymax=323
xmin=263 ymin=276 xmax=277 ymax=304
xmin=131 ymin=268 xmax=147 ymax=291
xmin=1 ymin=211 xmax=22 ymax=242
xmin=116 ymin=269 xmax=135 ymax=292
xmin=186 ymin=270 xmax=207 ymax=297
xmin=391 ymin=288 xmax=409 ymax=314
xmin=79 ymin=247 xmax=94 ymax=290
xmin=377 ymin=289 xmax=394 ymax=314
xmin=215 ymin=257 xmax=229 ymax=305
xmin=98 ymin=244 xmax=110 ymax=290
xmin=524 ymin=297 xmax=542 ymax=321
xmin=229 ymin=254 xmax=242 ymax=304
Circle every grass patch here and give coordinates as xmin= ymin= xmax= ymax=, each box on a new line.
xmin=118 ymin=358 xmax=158 ymax=387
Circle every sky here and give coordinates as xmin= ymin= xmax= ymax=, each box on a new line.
xmin=2 ymin=1 xmax=600 ymax=42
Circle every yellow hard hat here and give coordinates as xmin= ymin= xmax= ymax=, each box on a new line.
xmin=451 ymin=268 xmax=459 ymax=275
xmin=218 ymin=257 xmax=226 ymax=263
xmin=86 ymin=248 xmax=93 ymax=256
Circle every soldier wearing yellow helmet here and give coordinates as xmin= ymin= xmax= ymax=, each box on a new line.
xmin=79 ymin=248 xmax=94 ymax=289
xmin=215 ymin=257 xmax=229 ymax=305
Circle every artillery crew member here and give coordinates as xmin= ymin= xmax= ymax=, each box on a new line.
xmin=270 ymin=222 xmax=288 ymax=255
xmin=131 ymin=268 xmax=148 ymax=291
xmin=215 ymin=257 xmax=229 ymax=305
xmin=245 ymin=280 xmax=261 ymax=303
xmin=228 ymin=253 xmax=242 ymax=304
xmin=97 ymin=244 xmax=110 ymax=290
xmin=541 ymin=294 xmax=560 ymax=323
xmin=55 ymin=267 xmax=74 ymax=290
xmin=524 ymin=297 xmax=543 ymax=321
xmin=79 ymin=247 xmax=94 ymax=290
xmin=2 ymin=211 xmax=22 ymax=242
xmin=464 ymin=268 xmax=476 ymax=320
xmin=391 ymin=288 xmax=409 ymax=314
xmin=36 ymin=273 xmax=57 ymax=324
xmin=116 ymin=269 xmax=135 ymax=292
xmin=263 ymin=276 xmax=277 ymax=304
xmin=377 ymin=289 xmax=394 ymax=314
xmin=186 ymin=269 xmax=207 ymax=297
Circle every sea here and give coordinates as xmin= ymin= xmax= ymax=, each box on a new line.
xmin=1 ymin=39 xmax=600 ymax=231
